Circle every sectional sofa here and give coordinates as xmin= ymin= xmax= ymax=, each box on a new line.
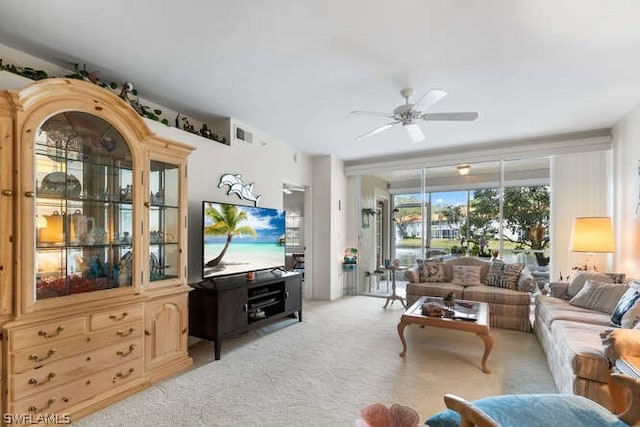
xmin=404 ymin=256 xmax=538 ymax=332
xmin=534 ymin=273 xmax=633 ymax=411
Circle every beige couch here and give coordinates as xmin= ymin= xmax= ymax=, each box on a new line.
xmin=534 ymin=277 xmax=623 ymax=411
xmin=405 ymin=257 xmax=536 ymax=332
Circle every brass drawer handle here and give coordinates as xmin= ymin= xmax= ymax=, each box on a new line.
xmin=28 ymin=372 xmax=56 ymax=386
xmin=144 ymin=329 xmax=151 ymax=336
xmin=113 ymin=368 xmax=135 ymax=382
xmin=28 ymin=398 xmax=55 ymax=413
xmin=117 ymin=328 xmax=135 ymax=337
xmin=116 ymin=344 xmax=136 ymax=357
xmin=109 ymin=312 xmax=128 ymax=321
xmin=39 ymin=326 xmax=64 ymax=338
xmin=29 ymin=349 xmax=56 ymax=362
xmin=2 ymin=189 xmax=13 ymax=196
xmin=24 ymin=191 xmax=35 ymax=198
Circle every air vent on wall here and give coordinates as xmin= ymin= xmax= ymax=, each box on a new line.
xmin=235 ymin=125 xmax=253 ymax=143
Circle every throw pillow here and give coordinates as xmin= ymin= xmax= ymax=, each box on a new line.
xmin=484 ymin=260 xmax=505 ymax=286
xmin=517 ymin=267 xmax=538 ymax=293
xmin=451 ymin=265 xmax=482 ymax=286
xmin=622 ymin=299 xmax=640 ymax=329
xmin=419 ymin=260 xmax=446 ymax=283
xmin=483 ymin=261 xmax=525 ymax=290
xmin=611 ymin=286 xmax=640 ymax=327
xmin=567 ymin=271 xmax=614 ymax=298
xmin=570 ymin=280 xmax=629 ymax=314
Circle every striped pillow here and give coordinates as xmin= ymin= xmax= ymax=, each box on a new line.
xmin=570 ymin=280 xmax=629 ymax=314
xmin=484 ymin=260 xmax=505 ymax=286
xmin=483 ymin=261 xmax=525 ymax=290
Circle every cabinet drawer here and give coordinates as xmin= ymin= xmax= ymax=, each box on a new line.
xmin=11 ymin=320 xmax=144 ymax=374
xmin=11 ymin=337 xmax=143 ymax=401
xmin=90 ymin=305 xmax=144 ymax=331
xmin=9 ymin=317 xmax=87 ymax=351
xmin=11 ymin=357 xmax=144 ymax=416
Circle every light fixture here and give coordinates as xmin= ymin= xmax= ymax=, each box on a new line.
xmin=457 ymin=164 xmax=471 ymax=176
xmin=570 ymin=216 xmax=615 ymax=271
xmin=283 ymin=183 xmax=305 ymax=194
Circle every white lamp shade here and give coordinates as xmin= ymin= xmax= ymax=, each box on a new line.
xmin=570 ymin=217 xmax=615 ymax=253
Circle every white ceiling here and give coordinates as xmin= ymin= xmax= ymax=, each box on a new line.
xmin=1 ymin=1 xmax=640 ymax=161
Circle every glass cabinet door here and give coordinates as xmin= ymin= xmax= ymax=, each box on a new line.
xmin=34 ymin=112 xmax=134 ymax=300
xmin=148 ymin=160 xmax=180 ymax=282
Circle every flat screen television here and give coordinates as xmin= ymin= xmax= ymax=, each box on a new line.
xmin=202 ymin=201 xmax=286 ymax=279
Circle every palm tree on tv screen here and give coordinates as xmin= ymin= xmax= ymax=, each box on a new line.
xmin=204 ymin=204 xmax=257 ymax=267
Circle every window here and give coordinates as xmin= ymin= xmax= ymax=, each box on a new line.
xmin=387 ymin=159 xmax=550 ymax=283
xmin=286 ymin=214 xmax=301 ymax=247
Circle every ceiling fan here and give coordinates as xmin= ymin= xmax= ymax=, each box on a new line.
xmin=351 ymin=88 xmax=478 ymax=142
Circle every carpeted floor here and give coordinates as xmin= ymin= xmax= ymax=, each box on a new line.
xmin=78 ymin=296 xmax=557 ymax=426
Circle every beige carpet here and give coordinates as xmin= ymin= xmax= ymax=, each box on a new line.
xmin=78 ymin=296 xmax=557 ymax=426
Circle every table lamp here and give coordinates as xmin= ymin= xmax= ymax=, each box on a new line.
xmin=570 ymin=216 xmax=615 ymax=271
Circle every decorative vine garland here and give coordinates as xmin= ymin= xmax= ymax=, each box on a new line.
xmin=0 ymin=59 xmax=227 ymax=144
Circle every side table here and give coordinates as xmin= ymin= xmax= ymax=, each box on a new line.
xmin=381 ymin=265 xmax=408 ymax=308
xmin=610 ymin=357 xmax=640 ymax=425
xmin=342 ymin=263 xmax=358 ymax=295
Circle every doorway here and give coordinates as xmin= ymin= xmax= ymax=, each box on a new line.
xmin=283 ymin=183 xmax=306 ymax=291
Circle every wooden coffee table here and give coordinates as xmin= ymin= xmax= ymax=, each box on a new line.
xmin=397 ymin=296 xmax=494 ymax=374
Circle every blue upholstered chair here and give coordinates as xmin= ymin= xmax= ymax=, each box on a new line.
xmin=426 ymin=393 xmax=630 ymax=427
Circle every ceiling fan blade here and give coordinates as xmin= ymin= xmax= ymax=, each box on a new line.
xmin=350 ymin=110 xmax=395 ymax=118
xmin=356 ymin=121 xmax=400 ymax=140
xmin=404 ymin=123 xmax=425 ymax=142
xmin=413 ymin=89 xmax=447 ymax=112
xmin=422 ymin=112 xmax=479 ymax=121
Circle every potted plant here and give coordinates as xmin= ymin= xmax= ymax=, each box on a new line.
xmin=342 ymin=247 xmax=358 ymax=264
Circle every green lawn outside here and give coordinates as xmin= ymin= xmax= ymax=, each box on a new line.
xmin=397 ymin=238 xmax=522 ymax=251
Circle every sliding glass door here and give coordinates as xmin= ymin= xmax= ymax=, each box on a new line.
xmin=385 ymin=158 xmax=549 ymax=285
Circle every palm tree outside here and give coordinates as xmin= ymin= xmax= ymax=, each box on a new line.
xmin=204 ymin=204 xmax=257 ymax=267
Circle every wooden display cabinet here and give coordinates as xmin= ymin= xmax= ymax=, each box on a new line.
xmin=0 ymin=78 xmax=194 ymax=423
xmin=144 ymin=291 xmax=190 ymax=382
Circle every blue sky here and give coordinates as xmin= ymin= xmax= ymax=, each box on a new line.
xmin=203 ymin=202 xmax=285 ymax=243
xmin=432 ymin=191 xmax=468 ymax=206
xmin=398 ymin=191 xmax=469 ymax=207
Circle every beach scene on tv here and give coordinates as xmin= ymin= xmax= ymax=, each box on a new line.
xmin=203 ymin=202 xmax=286 ymax=278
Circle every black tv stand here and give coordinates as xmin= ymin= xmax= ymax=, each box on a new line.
xmin=189 ymin=271 xmax=302 ymax=360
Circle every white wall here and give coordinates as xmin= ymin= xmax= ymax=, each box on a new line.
xmin=612 ymin=103 xmax=640 ymax=279
xmin=312 ymin=155 xmax=347 ymax=300
xmin=144 ymin=121 xmax=313 ymax=284
xmin=550 ymin=150 xmax=612 ymax=280
xmin=357 ymin=175 xmax=389 ymax=291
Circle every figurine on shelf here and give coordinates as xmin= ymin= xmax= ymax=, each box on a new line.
xmin=118 ymin=258 xmax=130 ymax=287
xmin=180 ymin=116 xmax=197 ymax=134
xmin=118 ymin=81 xmax=134 ymax=100
xmin=199 ymin=123 xmax=213 ymax=139
xmin=154 ymin=189 xmax=164 ymax=205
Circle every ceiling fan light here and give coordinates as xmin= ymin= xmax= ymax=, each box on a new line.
xmin=404 ymin=123 xmax=425 ymax=142
xmin=457 ymin=164 xmax=471 ymax=175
